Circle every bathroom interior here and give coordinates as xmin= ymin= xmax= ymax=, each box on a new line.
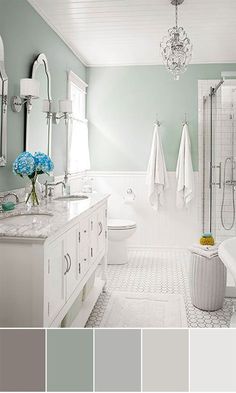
xmin=0 ymin=0 xmax=236 ymax=329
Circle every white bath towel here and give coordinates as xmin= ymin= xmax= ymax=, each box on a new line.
xmin=146 ymin=123 xmax=169 ymax=210
xmin=188 ymin=245 xmax=219 ymax=259
xmin=176 ymin=123 xmax=194 ymax=208
xmin=191 ymin=243 xmax=220 ymax=252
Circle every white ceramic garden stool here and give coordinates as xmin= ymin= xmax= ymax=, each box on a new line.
xmin=108 ymin=219 xmax=137 ymax=265
xmin=189 ymin=252 xmax=226 ymax=311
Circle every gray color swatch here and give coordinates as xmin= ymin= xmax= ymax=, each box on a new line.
xmin=0 ymin=329 xmax=45 ymax=391
xmin=47 ymin=329 xmax=93 ymax=392
xmin=190 ymin=329 xmax=236 ymax=392
xmin=95 ymin=329 xmax=141 ymax=392
xmin=142 ymin=329 xmax=189 ymax=392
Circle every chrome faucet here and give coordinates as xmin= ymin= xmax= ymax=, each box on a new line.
xmin=64 ymin=170 xmax=71 ymax=185
xmin=44 ymin=181 xmax=66 ymax=198
xmin=0 ymin=192 xmax=19 ymax=203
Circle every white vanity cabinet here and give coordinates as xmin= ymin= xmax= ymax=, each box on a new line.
xmin=0 ymin=197 xmax=108 ymax=328
xmin=78 ymin=216 xmax=90 ymax=274
xmin=46 ymin=237 xmax=66 ymax=325
xmin=46 ymin=226 xmax=80 ymax=325
xmin=90 ymin=204 xmax=107 ymax=266
xmin=97 ymin=204 xmax=107 ymax=255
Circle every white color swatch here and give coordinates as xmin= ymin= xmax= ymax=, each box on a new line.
xmin=190 ymin=329 xmax=236 ymax=392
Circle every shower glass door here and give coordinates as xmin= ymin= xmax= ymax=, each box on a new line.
xmin=203 ymin=81 xmax=236 ymax=241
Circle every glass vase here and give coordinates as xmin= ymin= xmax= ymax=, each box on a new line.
xmin=26 ymin=178 xmax=39 ymax=207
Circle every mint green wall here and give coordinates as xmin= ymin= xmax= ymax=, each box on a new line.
xmin=87 ymin=64 xmax=236 ymax=171
xmin=0 ymin=0 xmax=236 ymax=188
xmin=0 ymin=0 xmax=86 ymax=191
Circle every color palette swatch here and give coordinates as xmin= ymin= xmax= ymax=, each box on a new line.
xmin=143 ymin=329 xmax=189 ymax=392
xmin=0 ymin=328 xmax=235 ymax=392
xmin=0 ymin=330 xmax=45 ymax=392
xmin=95 ymin=329 xmax=141 ymax=392
xmin=190 ymin=329 xmax=236 ymax=392
xmin=47 ymin=329 xmax=93 ymax=392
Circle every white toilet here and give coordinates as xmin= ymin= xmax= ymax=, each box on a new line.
xmin=108 ymin=219 xmax=137 ymax=265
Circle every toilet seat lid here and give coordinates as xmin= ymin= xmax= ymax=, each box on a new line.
xmin=108 ymin=219 xmax=136 ymax=230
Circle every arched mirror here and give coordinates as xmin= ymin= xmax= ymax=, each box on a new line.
xmin=0 ymin=35 xmax=8 ymax=166
xmin=25 ymin=53 xmax=52 ymax=155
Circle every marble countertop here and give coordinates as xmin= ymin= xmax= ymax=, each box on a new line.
xmin=0 ymin=193 xmax=109 ymax=240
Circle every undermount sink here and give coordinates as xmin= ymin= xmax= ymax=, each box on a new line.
xmin=0 ymin=213 xmax=53 ymax=226
xmin=54 ymin=195 xmax=89 ymax=201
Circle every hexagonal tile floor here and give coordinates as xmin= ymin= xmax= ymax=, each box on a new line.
xmin=86 ymin=249 xmax=234 ymax=328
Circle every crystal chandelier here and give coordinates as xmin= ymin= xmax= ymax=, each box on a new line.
xmin=160 ymin=0 xmax=192 ymax=80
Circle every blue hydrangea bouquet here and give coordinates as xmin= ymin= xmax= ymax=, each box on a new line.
xmin=13 ymin=151 xmax=54 ymax=206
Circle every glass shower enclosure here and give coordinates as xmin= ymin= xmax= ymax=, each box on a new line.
xmin=202 ymin=77 xmax=236 ymax=242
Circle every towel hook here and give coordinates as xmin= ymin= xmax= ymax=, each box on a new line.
xmin=183 ymin=112 xmax=188 ymax=125
xmin=155 ymin=113 xmax=161 ymax=127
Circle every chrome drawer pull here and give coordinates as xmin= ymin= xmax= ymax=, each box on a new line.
xmin=64 ymin=255 xmax=69 ymax=275
xmin=98 ymin=221 xmax=103 ymax=236
xmin=67 ymin=253 xmax=72 ymax=272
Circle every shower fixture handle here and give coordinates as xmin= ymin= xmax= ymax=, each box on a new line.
xmin=226 ymin=180 xmax=236 ymax=187
xmin=218 ymin=162 xmax=222 ymax=189
xmin=210 ymin=162 xmax=222 ymax=189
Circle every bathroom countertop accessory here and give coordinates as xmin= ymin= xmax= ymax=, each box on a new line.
xmin=1 ymin=201 xmax=15 ymax=212
xmin=200 ymin=232 xmax=215 ymax=246
xmin=0 ymin=192 xmax=19 ymax=204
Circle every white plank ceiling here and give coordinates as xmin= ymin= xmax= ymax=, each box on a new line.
xmin=28 ymin=0 xmax=236 ymax=66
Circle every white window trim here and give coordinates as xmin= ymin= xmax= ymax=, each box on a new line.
xmin=68 ymin=70 xmax=88 ymax=93
xmin=66 ymin=71 xmax=89 ymax=175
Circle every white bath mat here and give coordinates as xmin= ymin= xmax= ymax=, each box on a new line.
xmin=100 ymin=292 xmax=187 ymax=328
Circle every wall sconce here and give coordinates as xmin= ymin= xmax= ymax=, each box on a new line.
xmin=11 ymin=78 xmax=40 ymax=113
xmin=42 ymin=99 xmax=54 ymax=123
xmin=43 ymin=99 xmax=72 ymax=124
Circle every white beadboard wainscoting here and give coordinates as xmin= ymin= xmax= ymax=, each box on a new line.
xmin=88 ymin=171 xmax=201 ymax=249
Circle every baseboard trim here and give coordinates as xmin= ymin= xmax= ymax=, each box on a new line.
xmin=225 ymin=286 xmax=236 ymax=298
xmin=128 ymin=246 xmax=189 ymax=252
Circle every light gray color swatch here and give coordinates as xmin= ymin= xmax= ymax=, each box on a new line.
xmin=95 ymin=329 xmax=141 ymax=392
xmin=47 ymin=329 xmax=93 ymax=392
xmin=190 ymin=329 xmax=236 ymax=392
xmin=142 ymin=329 xmax=189 ymax=392
xmin=0 ymin=329 xmax=45 ymax=391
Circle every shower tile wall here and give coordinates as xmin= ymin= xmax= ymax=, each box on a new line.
xmin=198 ymin=80 xmax=236 ymax=242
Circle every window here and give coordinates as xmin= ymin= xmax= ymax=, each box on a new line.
xmin=67 ymin=71 xmax=90 ymax=173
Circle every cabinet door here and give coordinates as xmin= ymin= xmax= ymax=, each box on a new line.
xmin=97 ymin=204 xmax=107 ymax=255
xmin=64 ymin=228 xmax=79 ymax=300
xmin=78 ymin=217 xmax=90 ymax=274
xmin=46 ymin=238 xmax=66 ymax=324
xmin=89 ymin=212 xmax=98 ymax=266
